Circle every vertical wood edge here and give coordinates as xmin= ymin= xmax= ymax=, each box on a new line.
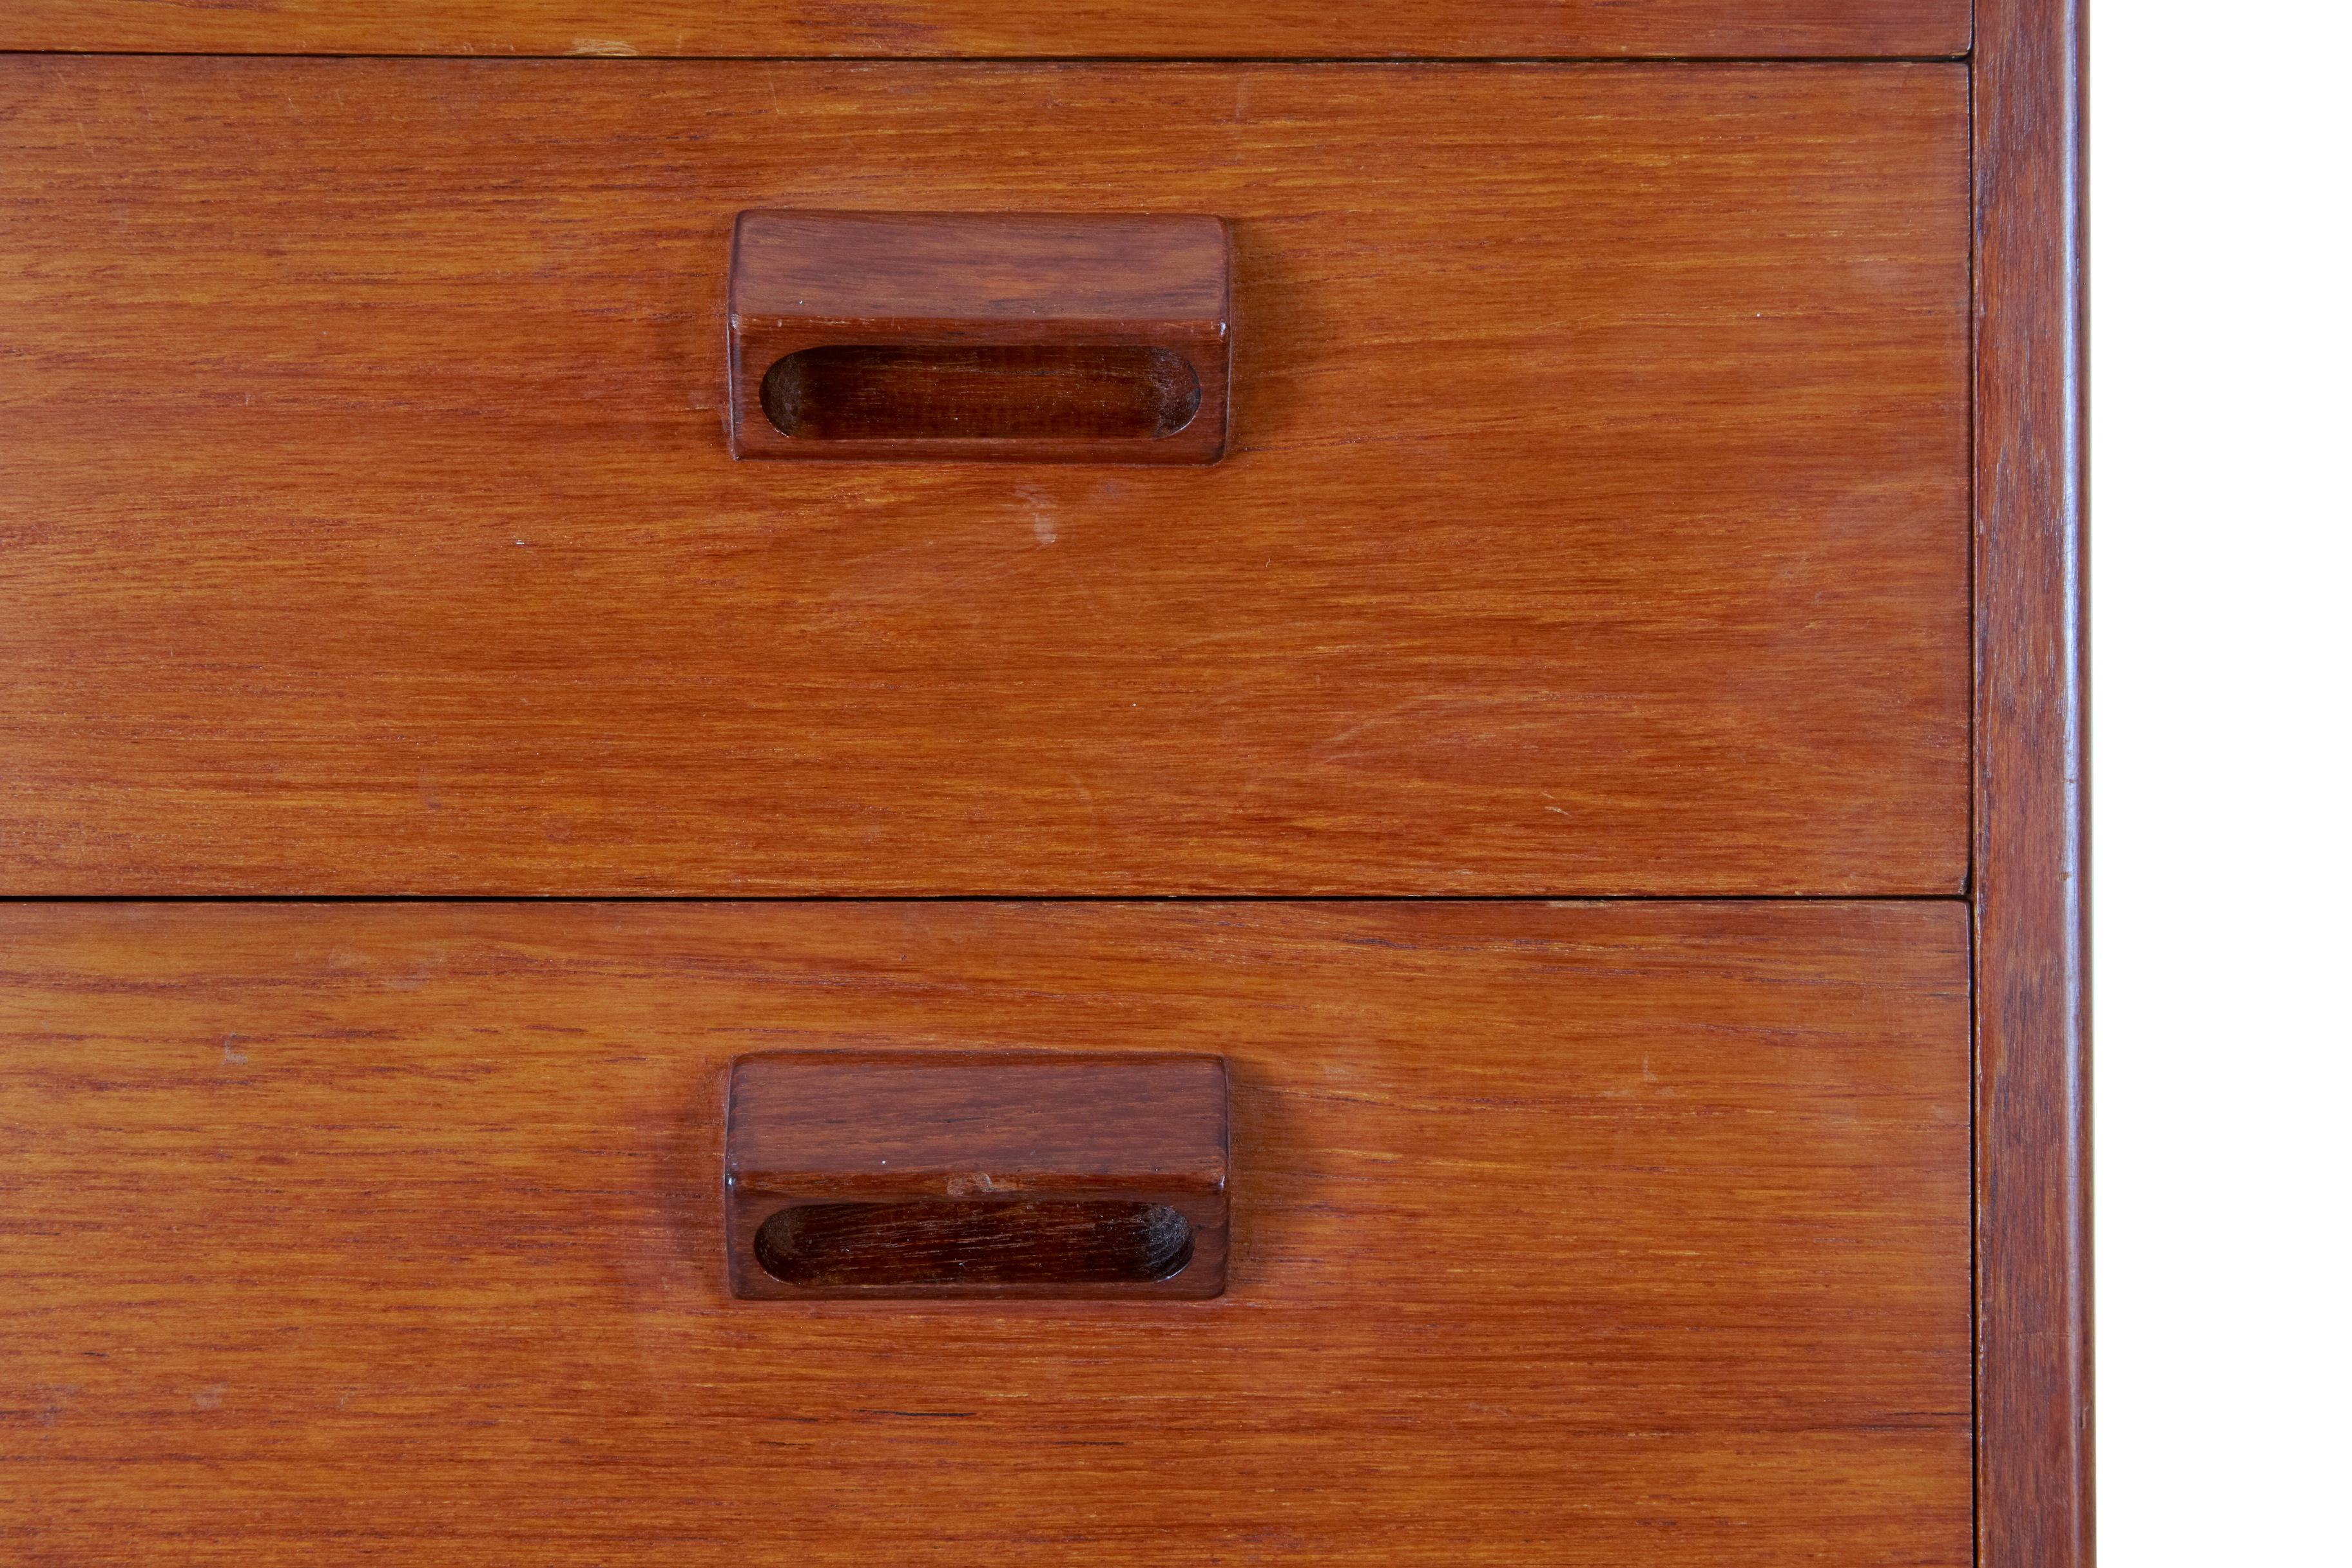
xmin=1972 ymin=0 xmax=2090 ymax=1564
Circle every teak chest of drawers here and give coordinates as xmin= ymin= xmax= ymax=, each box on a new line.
xmin=0 ymin=5 xmax=2087 ymax=1566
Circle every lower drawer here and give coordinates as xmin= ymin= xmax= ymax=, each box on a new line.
xmin=0 ymin=902 xmax=1969 ymax=1564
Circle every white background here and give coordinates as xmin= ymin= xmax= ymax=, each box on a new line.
xmin=2094 ymin=2 xmax=2352 ymax=1558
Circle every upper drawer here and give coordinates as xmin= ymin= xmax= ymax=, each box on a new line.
xmin=0 ymin=2 xmax=1971 ymax=59
xmin=0 ymin=59 xmax=1969 ymax=896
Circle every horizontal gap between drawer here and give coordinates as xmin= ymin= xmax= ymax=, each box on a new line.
xmin=0 ymin=893 xmax=1969 ymax=906
xmin=0 ymin=51 xmax=1971 ymax=66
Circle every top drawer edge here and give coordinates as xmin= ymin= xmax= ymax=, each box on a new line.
xmin=1 ymin=3 xmax=1971 ymax=61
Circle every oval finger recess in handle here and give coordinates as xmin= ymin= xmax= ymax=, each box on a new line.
xmin=724 ymin=211 xmax=1233 ymax=464
xmin=724 ymin=1051 xmax=1231 ymax=1300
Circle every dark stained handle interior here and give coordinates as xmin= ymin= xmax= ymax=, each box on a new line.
xmin=753 ymin=1198 xmax=1195 ymax=1288
xmin=762 ymin=344 xmax=1204 ymax=443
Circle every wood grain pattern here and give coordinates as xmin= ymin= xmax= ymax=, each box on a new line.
xmin=0 ymin=901 xmax=1971 ymax=1565
xmin=1974 ymin=0 xmax=2094 ymax=1563
xmin=0 ymin=61 xmax=1971 ymax=896
xmin=0 ymin=1 xmax=1972 ymax=61
xmin=728 ymin=212 xmax=1231 ymax=463
xmin=726 ymin=1051 xmax=1230 ymax=1297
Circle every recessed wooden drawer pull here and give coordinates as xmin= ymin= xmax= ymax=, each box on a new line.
xmin=726 ymin=211 xmax=1232 ymax=464
xmin=725 ymin=1051 xmax=1230 ymax=1299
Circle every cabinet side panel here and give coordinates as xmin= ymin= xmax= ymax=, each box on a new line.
xmin=1974 ymin=0 xmax=2093 ymax=1563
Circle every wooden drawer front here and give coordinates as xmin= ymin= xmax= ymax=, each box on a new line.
xmin=0 ymin=902 xmax=1969 ymax=1565
xmin=0 ymin=1 xmax=1971 ymax=61
xmin=0 ymin=61 xmax=1969 ymax=897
